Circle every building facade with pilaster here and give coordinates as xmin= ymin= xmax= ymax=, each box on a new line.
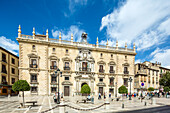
xmin=17 ymin=25 xmax=136 ymax=96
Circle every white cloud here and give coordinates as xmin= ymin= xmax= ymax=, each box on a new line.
xmin=52 ymin=25 xmax=86 ymax=42
xmin=100 ymin=0 xmax=170 ymax=50
xmin=150 ymin=48 xmax=170 ymax=68
xmin=135 ymin=59 xmax=142 ymax=64
xmin=0 ymin=36 xmax=19 ymax=55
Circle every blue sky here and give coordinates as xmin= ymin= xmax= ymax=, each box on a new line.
xmin=0 ymin=0 xmax=170 ymax=68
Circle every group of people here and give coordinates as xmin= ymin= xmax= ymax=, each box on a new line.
xmin=98 ymin=92 xmax=110 ymax=100
xmin=53 ymin=92 xmax=63 ymax=103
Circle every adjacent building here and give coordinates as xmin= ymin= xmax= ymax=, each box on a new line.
xmin=17 ymin=25 xmax=136 ymax=96
xmin=134 ymin=61 xmax=170 ymax=92
xmin=0 ymin=47 xmax=19 ymax=96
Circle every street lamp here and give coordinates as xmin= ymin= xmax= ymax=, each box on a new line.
xmin=55 ymin=68 xmax=62 ymax=104
xmin=129 ymin=77 xmax=133 ymax=100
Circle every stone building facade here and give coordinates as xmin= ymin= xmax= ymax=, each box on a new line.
xmin=17 ymin=26 xmax=136 ymax=96
xmin=0 ymin=47 xmax=19 ymax=96
xmin=134 ymin=61 xmax=170 ymax=92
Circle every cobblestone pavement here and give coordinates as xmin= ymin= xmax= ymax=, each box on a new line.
xmin=0 ymin=95 xmax=170 ymax=113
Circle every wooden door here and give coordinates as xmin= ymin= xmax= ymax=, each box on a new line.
xmin=64 ymin=86 xmax=69 ymax=96
xmin=99 ymin=87 xmax=103 ymax=95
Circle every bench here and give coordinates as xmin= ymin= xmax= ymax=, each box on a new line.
xmin=111 ymin=97 xmax=121 ymax=101
xmin=25 ymin=101 xmax=37 ymax=106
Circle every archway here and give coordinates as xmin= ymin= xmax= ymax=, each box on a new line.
xmin=81 ymin=82 xmax=87 ymax=88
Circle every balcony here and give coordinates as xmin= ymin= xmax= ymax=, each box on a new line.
xmin=137 ymin=70 xmax=147 ymax=75
xmin=124 ymin=71 xmax=129 ymax=74
xmin=64 ymin=67 xmax=70 ymax=70
xmin=99 ymin=69 xmax=105 ymax=73
xmin=51 ymin=81 xmax=57 ymax=85
xmin=109 ymin=83 xmax=114 ymax=87
xmin=30 ymin=64 xmax=38 ymax=68
xmin=1 ymin=81 xmax=8 ymax=85
xmin=109 ymin=70 xmax=115 ymax=74
xmin=50 ymin=66 xmax=57 ymax=69
xmin=79 ymin=68 xmax=91 ymax=72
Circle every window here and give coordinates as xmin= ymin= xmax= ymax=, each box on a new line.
xmin=53 ymin=48 xmax=55 ymax=52
xmin=1 ymin=64 xmax=7 ymax=73
xmin=111 ymin=54 xmax=113 ymax=58
xmin=51 ymin=87 xmax=57 ymax=93
xmin=31 ymin=87 xmax=37 ymax=93
xmin=110 ymin=78 xmax=114 ymax=85
xmin=2 ymin=76 xmax=6 ymax=83
xmin=124 ymin=67 xmax=128 ymax=71
xmin=124 ymin=78 xmax=128 ymax=87
xmin=51 ymin=76 xmax=56 ymax=83
xmin=12 ymin=68 xmax=15 ymax=74
xmin=99 ymin=78 xmax=103 ymax=82
xmin=125 ymin=56 xmax=127 ymax=59
xmin=31 ymin=74 xmax=37 ymax=82
xmin=32 ymin=45 xmax=35 ymax=50
xmin=65 ymin=77 xmax=69 ymax=80
xmin=51 ymin=61 xmax=57 ymax=69
xmin=30 ymin=59 xmax=37 ymax=68
xmin=12 ymin=58 xmax=15 ymax=64
xmin=2 ymin=53 xmax=6 ymax=62
xmin=2 ymin=89 xmax=7 ymax=93
xmin=66 ymin=49 xmax=68 ymax=53
xmin=79 ymin=50 xmax=81 ymax=53
xmin=65 ymin=62 xmax=69 ymax=67
xmin=12 ymin=78 xmax=15 ymax=84
xmin=138 ymin=64 xmax=140 ymax=70
xmin=100 ymin=53 xmax=103 ymax=57
xmin=82 ymin=62 xmax=87 ymax=70
xmin=99 ymin=65 xmax=104 ymax=73
xmin=110 ymin=66 xmax=113 ymax=71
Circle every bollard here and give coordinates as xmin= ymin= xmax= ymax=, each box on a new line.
xmin=122 ymin=103 xmax=124 ymax=108
xmin=105 ymin=101 xmax=110 ymax=110
xmin=144 ymin=102 xmax=147 ymax=106
xmin=152 ymin=98 xmax=156 ymax=105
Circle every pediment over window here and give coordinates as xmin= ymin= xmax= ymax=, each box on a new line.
xmin=122 ymin=63 xmax=130 ymax=66
xmin=49 ymin=55 xmax=60 ymax=61
xmin=62 ymin=57 xmax=72 ymax=62
xmin=62 ymin=81 xmax=73 ymax=85
xmin=108 ymin=61 xmax=116 ymax=65
xmin=28 ymin=53 xmax=40 ymax=58
xmin=96 ymin=82 xmax=106 ymax=86
xmin=97 ymin=60 xmax=106 ymax=65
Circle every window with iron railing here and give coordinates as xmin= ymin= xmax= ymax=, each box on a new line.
xmin=2 ymin=53 xmax=6 ymax=62
xmin=110 ymin=78 xmax=114 ymax=86
xmin=50 ymin=61 xmax=57 ymax=69
xmin=31 ymin=87 xmax=37 ymax=93
xmin=12 ymin=78 xmax=15 ymax=84
xmin=51 ymin=87 xmax=57 ymax=93
xmin=31 ymin=74 xmax=37 ymax=83
xmin=64 ymin=62 xmax=70 ymax=70
xmin=1 ymin=64 xmax=7 ymax=74
xmin=124 ymin=78 xmax=128 ymax=87
xmin=124 ymin=67 xmax=129 ymax=74
xmin=109 ymin=66 xmax=115 ymax=73
xmin=99 ymin=65 xmax=104 ymax=73
xmin=51 ymin=76 xmax=57 ymax=83
xmin=1 ymin=76 xmax=7 ymax=84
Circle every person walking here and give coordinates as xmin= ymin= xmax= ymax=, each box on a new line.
xmin=104 ymin=92 xmax=106 ymax=100
xmin=53 ymin=93 xmax=57 ymax=103
xmin=109 ymin=92 xmax=111 ymax=98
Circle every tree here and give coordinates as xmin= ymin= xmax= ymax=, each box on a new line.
xmin=12 ymin=80 xmax=30 ymax=107
xmin=81 ymin=84 xmax=91 ymax=96
xmin=118 ymin=85 xmax=128 ymax=94
xmin=159 ymin=72 xmax=170 ymax=92
xmin=148 ymin=87 xmax=154 ymax=92
xmin=163 ymin=86 xmax=170 ymax=92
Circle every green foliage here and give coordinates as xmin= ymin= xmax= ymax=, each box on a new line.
xmin=148 ymin=87 xmax=154 ymax=92
xmin=159 ymin=72 xmax=170 ymax=87
xmin=12 ymin=80 xmax=30 ymax=92
xmin=163 ymin=86 xmax=170 ymax=92
xmin=118 ymin=85 xmax=128 ymax=94
xmin=81 ymin=84 xmax=91 ymax=94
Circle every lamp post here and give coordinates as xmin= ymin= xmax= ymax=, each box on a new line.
xmin=129 ymin=77 xmax=133 ymax=100
xmin=55 ymin=68 xmax=62 ymax=104
xmin=115 ymin=82 xmax=117 ymax=97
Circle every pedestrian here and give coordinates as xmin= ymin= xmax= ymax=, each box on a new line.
xmin=109 ymin=92 xmax=111 ymax=98
xmin=104 ymin=92 xmax=106 ymax=100
xmin=53 ymin=93 xmax=57 ymax=103
xmin=98 ymin=93 xmax=101 ymax=99
xmin=61 ymin=92 xmax=63 ymax=99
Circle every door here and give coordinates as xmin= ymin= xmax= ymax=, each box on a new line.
xmin=64 ymin=86 xmax=69 ymax=96
xmin=99 ymin=87 xmax=103 ymax=95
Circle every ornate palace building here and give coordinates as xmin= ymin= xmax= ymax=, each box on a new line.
xmin=17 ymin=25 xmax=136 ymax=96
xmin=0 ymin=47 xmax=19 ymax=96
xmin=134 ymin=61 xmax=170 ymax=92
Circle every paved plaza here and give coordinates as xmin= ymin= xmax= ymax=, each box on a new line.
xmin=0 ymin=95 xmax=170 ymax=113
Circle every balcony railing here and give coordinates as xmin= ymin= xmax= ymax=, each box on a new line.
xmin=2 ymin=59 xmax=7 ymax=63
xmin=30 ymin=64 xmax=38 ymax=68
xmin=109 ymin=83 xmax=114 ymax=86
xmin=31 ymin=80 xmax=38 ymax=83
xmin=79 ymin=68 xmax=91 ymax=72
xmin=109 ymin=70 xmax=115 ymax=73
xmin=64 ymin=67 xmax=70 ymax=70
xmin=1 ymin=81 xmax=8 ymax=85
xmin=50 ymin=66 xmax=57 ymax=69
xmin=124 ymin=71 xmax=129 ymax=74
xmin=1 ymin=70 xmax=7 ymax=74
xmin=99 ymin=69 xmax=105 ymax=73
